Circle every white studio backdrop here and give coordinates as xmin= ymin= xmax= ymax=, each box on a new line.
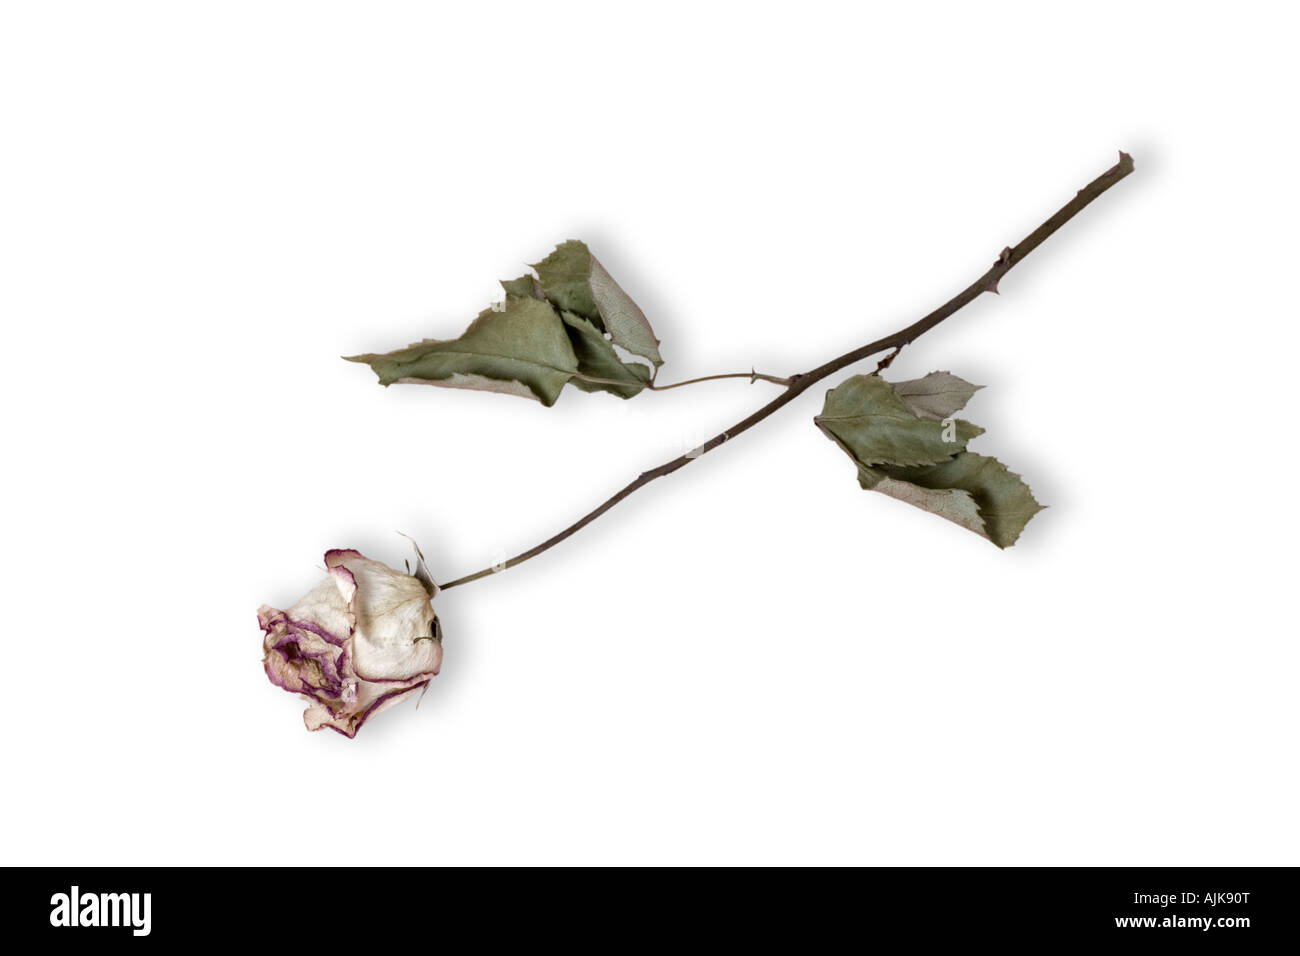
xmin=2 ymin=2 xmax=1296 ymax=865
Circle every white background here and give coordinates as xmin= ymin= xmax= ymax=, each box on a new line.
xmin=2 ymin=2 xmax=1296 ymax=866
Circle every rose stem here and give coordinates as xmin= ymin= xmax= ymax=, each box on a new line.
xmin=439 ymin=152 xmax=1135 ymax=591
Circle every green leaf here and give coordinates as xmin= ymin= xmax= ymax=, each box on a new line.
xmin=351 ymin=242 xmax=667 ymax=405
xmin=891 ymin=371 xmax=983 ymax=421
xmin=533 ymin=240 xmax=664 ymax=367
xmin=345 ymin=295 xmax=579 ymax=406
xmin=857 ymin=463 xmax=989 ymax=539
xmin=818 ymin=372 xmax=1042 ymax=547
xmin=502 ymin=254 xmax=656 ymax=396
xmin=560 ymin=311 xmax=652 ymax=399
xmin=500 ymin=274 xmax=543 ymax=299
xmin=530 ymin=241 xmax=599 ymax=317
xmin=814 ymin=374 xmax=983 ymax=467
xmin=870 ymin=454 xmax=1044 ymax=549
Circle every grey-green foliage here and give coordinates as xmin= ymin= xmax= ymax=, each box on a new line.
xmin=345 ymin=296 xmax=579 ymax=406
xmin=347 ymin=240 xmax=660 ymax=405
xmin=560 ymin=310 xmax=652 ymax=399
xmin=815 ymin=374 xmax=984 ymax=468
xmin=817 ymin=372 xmax=1043 ymax=547
xmin=533 ymin=241 xmax=663 ymax=367
xmin=890 ymin=370 xmax=983 ymax=421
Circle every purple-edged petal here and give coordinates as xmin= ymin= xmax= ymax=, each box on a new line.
xmin=286 ymin=570 xmax=355 ymax=645
xmin=302 ymin=677 xmax=429 ymax=738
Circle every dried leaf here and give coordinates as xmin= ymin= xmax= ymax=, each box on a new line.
xmin=500 ymin=274 xmax=543 ymax=299
xmin=530 ymin=241 xmax=598 ymax=316
xmin=533 ymin=240 xmax=663 ymax=367
xmin=346 ymin=295 xmax=578 ymax=406
xmin=858 ymin=465 xmax=989 ymax=539
xmin=560 ymin=310 xmax=652 ymax=399
xmin=819 ymin=373 xmax=1042 ymax=548
xmin=814 ymin=374 xmax=983 ymax=467
xmin=352 ymin=243 xmax=664 ymax=405
xmin=872 ymin=454 xmax=1044 ymax=548
xmin=891 ymin=371 xmax=983 ymax=421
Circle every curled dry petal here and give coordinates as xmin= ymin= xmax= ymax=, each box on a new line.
xmin=260 ymin=548 xmax=442 ymax=738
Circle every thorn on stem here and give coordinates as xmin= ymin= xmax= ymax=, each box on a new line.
xmin=874 ymin=348 xmax=901 ymax=374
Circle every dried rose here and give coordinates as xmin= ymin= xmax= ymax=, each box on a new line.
xmin=260 ymin=547 xmax=442 ymax=738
